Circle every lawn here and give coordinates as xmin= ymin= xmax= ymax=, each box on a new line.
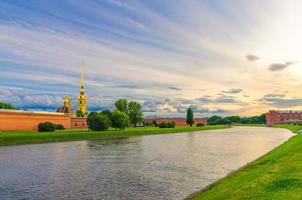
xmin=0 ymin=125 xmax=229 ymax=146
xmin=189 ymin=124 xmax=302 ymax=200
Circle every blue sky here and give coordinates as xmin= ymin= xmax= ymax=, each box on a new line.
xmin=1 ymin=0 xmax=302 ymax=117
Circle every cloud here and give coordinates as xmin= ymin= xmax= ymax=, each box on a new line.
xmin=269 ymin=61 xmax=297 ymax=71
xmin=168 ymin=86 xmax=181 ymax=91
xmin=258 ymin=94 xmax=302 ymax=108
xmin=246 ymin=54 xmax=259 ymax=61
xmin=221 ymin=88 xmax=242 ymax=94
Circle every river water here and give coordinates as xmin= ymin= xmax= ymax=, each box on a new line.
xmin=0 ymin=127 xmax=293 ymax=200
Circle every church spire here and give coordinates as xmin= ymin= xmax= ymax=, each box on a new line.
xmin=77 ymin=63 xmax=87 ymax=115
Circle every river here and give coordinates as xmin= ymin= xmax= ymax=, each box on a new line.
xmin=0 ymin=127 xmax=293 ymax=200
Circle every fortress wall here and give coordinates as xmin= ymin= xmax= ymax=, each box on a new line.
xmin=0 ymin=110 xmax=70 ymax=131
xmin=144 ymin=118 xmax=207 ymax=126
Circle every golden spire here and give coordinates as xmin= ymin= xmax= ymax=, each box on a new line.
xmin=80 ymin=62 xmax=84 ymax=88
xmin=77 ymin=62 xmax=87 ymax=115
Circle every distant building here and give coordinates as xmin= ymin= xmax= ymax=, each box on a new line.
xmin=0 ymin=65 xmax=88 ymax=131
xmin=144 ymin=117 xmax=207 ymax=126
xmin=266 ymin=110 xmax=302 ymax=126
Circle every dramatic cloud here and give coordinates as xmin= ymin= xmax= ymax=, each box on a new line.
xmin=269 ymin=61 xmax=297 ymax=71
xmin=246 ymin=54 xmax=259 ymax=61
xmin=2 ymin=1 xmax=302 ymax=116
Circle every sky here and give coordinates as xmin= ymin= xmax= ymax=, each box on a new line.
xmin=1 ymin=0 xmax=302 ymax=117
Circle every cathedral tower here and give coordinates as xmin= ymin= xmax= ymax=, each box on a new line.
xmin=77 ymin=65 xmax=87 ymax=115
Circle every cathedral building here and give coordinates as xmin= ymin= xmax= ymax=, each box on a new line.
xmin=56 ymin=95 xmax=74 ymax=116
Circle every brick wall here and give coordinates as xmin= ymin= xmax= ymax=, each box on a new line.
xmin=0 ymin=110 xmax=70 ymax=131
xmin=70 ymin=117 xmax=88 ymax=129
xmin=144 ymin=118 xmax=207 ymax=126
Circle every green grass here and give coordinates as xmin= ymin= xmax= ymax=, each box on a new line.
xmin=0 ymin=125 xmax=229 ymax=146
xmin=273 ymin=124 xmax=302 ymax=132
xmin=190 ymin=125 xmax=302 ymax=200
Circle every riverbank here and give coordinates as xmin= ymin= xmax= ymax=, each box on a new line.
xmin=0 ymin=125 xmax=229 ymax=146
xmin=189 ymin=124 xmax=302 ymax=200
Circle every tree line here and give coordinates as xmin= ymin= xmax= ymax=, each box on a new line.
xmin=207 ymin=114 xmax=266 ymax=125
xmin=87 ymin=98 xmax=143 ymax=131
xmin=0 ymin=101 xmax=16 ymax=109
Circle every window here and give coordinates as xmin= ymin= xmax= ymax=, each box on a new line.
xmin=82 ymin=123 xmax=85 ymax=126
xmin=75 ymin=123 xmax=77 ymax=126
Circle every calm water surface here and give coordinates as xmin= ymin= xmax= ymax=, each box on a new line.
xmin=0 ymin=127 xmax=293 ymax=200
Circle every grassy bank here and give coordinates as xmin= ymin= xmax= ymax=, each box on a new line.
xmin=0 ymin=125 xmax=229 ymax=146
xmin=190 ymin=125 xmax=302 ymax=200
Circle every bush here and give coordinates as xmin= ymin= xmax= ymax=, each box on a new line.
xmin=111 ymin=110 xmax=130 ymax=130
xmin=38 ymin=122 xmax=56 ymax=132
xmin=56 ymin=124 xmax=65 ymax=130
xmin=196 ymin=123 xmax=204 ymax=127
xmin=158 ymin=121 xmax=176 ymax=128
xmin=87 ymin=112 xmax=110 ymax=131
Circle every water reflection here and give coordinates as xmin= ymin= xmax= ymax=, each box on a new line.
xmin=0 ymin=127 xmax=293 ymax=200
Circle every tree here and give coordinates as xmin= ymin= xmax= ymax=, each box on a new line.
xmin=101 ymin=110 xmax=112 ymax=121
xmin=87 ymin=112 xmax=110 ymax=131
xmin=76 ymin=110 xmax=84 ymax=117
xmin=0 ymin=101 xmax=16 ymax=110
xmin=114 ymin=98 xmax=128 ymax=114
xmin=111 ymin=110 xmax=130 ymax=130
xmin=186 ymin=107 xmax=194 ymax=127
xmin=128 ymin=101 xmax=144 ymax=127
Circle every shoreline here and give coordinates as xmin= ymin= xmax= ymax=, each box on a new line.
xmin=0 ymin=125 xmax=230 ymax=147
xmin=186 ymin=125 xmax=300 ymax=200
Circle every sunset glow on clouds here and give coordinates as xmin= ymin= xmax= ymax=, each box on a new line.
xmin=1 ymin=0 xmax=302 ymax=117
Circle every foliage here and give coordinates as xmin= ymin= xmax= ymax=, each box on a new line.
xmin=186 ymin=107 xmax=194 ymax=126
xmin=0 ymin=101 xmax=16 ymax=109
xmin=114 ymin=98 xmax=128 ymax=114
xmin=38 ymin=122 xmax=56 ymax=132
xmin=208 ymin=114 xmax=266 ymax=125
xmin=87 ymin=112 xmax=110 ymax=131
xmin=55 ymin=124 xmax=65 ymax=130
xmin=158 ymin=121 xmax=176 ymax=128
xmin=100 ymin=109 xmax=112 ymax=121
xmin=111 ymin=110 xmax=130 ymax=130
xmin=128 ymin=101 xmax=144 ymax=127
xmin=76 ymin=110 xmax=85 ymax=117
xmin=196 ymin=123 xmax=204 ymax=127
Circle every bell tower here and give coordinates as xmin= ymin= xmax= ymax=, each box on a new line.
xmin=77 ymin=64 xmax=87 ymax=115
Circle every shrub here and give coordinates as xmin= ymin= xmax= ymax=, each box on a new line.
xmin=56 ymin=124 xmax=65 ymax=130
xmin=87 ymin=112 xmax=110 ymax=131
xmin=196 ymin=123 xmax=204 ymax=127
xmin=159 ymin=121 xmax=176 ymax=128
xmin=111 ymin=110 xmax=130 ymax=130
xmin=38 ymin=122 xmax=56 ymax=132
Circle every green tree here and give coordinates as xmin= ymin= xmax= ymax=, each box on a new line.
xmin=128 ymin=101 xmax=144 ymax=127
xmin=76 ymin=110 xmax=84 ymax=117
xmin=186 ymin=107 xmax=194 ymax=126
xmin=101 ymin=110 xmax=112 ymax=121
xmin=114 ymin=98 xmax=128 ymax=114
xmin=87 ymin=112 xmax=110 ymax=131
xmin=0 ymin=101 xmax=16 ymax=109
xmin=111 ymin=110 xmax=130 ymax=130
